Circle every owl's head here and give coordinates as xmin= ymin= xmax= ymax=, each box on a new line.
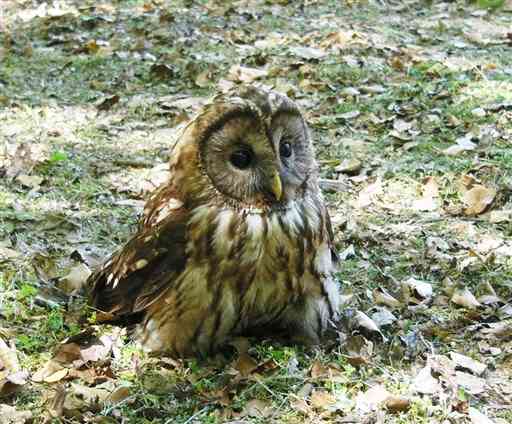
xmin=175 ymin=85 xmax=318 ymax=210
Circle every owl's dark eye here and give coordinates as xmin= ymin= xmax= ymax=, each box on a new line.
xmin=230 ymin=149 xmax=253 ymax=169
xmin=280 ymin=141 xmax=292 ymax=158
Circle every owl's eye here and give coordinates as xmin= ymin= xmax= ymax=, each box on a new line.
xmin=280 ymin=141 xmax=293 ymax=158
xmin=230 ymin=149 xmax=253 ymax=169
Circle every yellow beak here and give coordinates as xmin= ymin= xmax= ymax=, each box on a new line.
xmin=271 ymin=172 xmax=283 ymax=201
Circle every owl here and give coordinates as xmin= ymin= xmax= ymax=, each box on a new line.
xmin=88 ymin=85 xmax=341 ymax=357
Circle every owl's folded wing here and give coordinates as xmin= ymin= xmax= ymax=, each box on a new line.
xmin=88 ymin=201 xmax=188 ymax=325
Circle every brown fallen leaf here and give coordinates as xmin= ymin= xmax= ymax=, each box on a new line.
xmin=455 ymin=371 xmax=486 ymax=395
xmin=5 ymin=142 xmax=50 ymax=179
xmin=463 ymin=185 xmax=496 ymax=216
xmin=413 ymin=176 xmax=440 ymax=212
xmin=402 ymin=277 xmax=433 ymax=304
xmin=345 ymin=335 xmax=373 ymax=366
xmin=0 ymin=337 xmax=27 ymax=396
xmin=107 ymin=386 xmax=131 ymax=404
xmin=0 ymin=337 xmax=20 ymax=373
xmin=230 ymin=338 xmax=258 ymax=377
xmin=373 ymin=288 xmax=401 ymax=309
xmin=150 ymin=63 xmax=175 ymax=80
xmin=16 ymin=174 xmax=44 ymax=189
xmin=62 ymin=382 xmax=114 ymax=412
xmin=355 ymin=384 xmax=391 ymax=413
xmin=46 ymin=385 xmax=67 ymax=419
xmin=59 ymin=263 xmax=91 ymax=294
xmin=240 ymin=399 xmax=272 ymax=418
xmin=288 ymin=46 xmax=326 ymax=60
xmin=451 ymin=288 xmax=482 ymax=309
xmin=444 ymin=135 xmax=477 ymax=156
xmin=469 ymin=406 xmax=496 ymax=424
xmin=385 ymin=396 xmax=411 ymax=413
xmin=227 ymin=65 xmax=268 ymax=83
xmin=479 ymin=321 xmax=512 ymax=338
xmin=32 ymin=360 xmax=68 ymax=383
xmin=488 ymin=210 xmax=512 ymax=223
xmin=310 ymin=361 xmax=346 ymax=383
xmin=310 ymin=390 xmax=336 ymax=411
xmin=412 ymin=366 xmax=440 ymax=394
xmin=353 ymin=310 xmax=382 ymax=336
xmin=449 ymin=352 xmax=487 ymax=376
xmin=97 ymin=95 xmax=120 ymax=111
xmin=0 ymin=404 xmax=32 ymax=424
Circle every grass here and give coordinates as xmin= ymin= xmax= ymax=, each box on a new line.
xmin=1 ymin=0 xmax=511 ymax=423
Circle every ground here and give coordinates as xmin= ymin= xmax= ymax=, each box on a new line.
xmin=0 ymin=0 xmax=511 ymax=423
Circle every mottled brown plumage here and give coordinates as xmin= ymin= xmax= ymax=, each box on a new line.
xmin=88 ymin=85 xmax=340 ymax=357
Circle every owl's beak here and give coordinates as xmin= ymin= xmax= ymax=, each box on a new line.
xmin=270 ymin=171 xmax=283 ymax=201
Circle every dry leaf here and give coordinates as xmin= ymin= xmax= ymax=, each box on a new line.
xmin=355 ymin=384 xmax=391 ymax=413
xmin=335 ymin=158 xmax=362 ymax=175
xmin=231 ymin=337 xmax=257 ymax=377
xmin=479 ymin=321 xmax=512 ymax=338
xmin=195 ymin=70 xmax=213 ymax=88
xmin=97 ymin=95 xmax=120 ymax=111
xmin=321 ymin=30 xmax=360 ymax=49
xmin=32 ymin=360 xmax=67 ymax=383
xmin=488 ymin=210 xmax=512 ymax=223
xmin=354 ymin=310 xmax=381 ymax=334
xmin=59 ymin=263 xmax=91 ymax=294
xmin=355 ymin=179 xmax=383 ymax=208
xmin=455 ymin=371 xmax=486 ymax=395
xmin=107 ymin=386 xmax=131 ymax=404
xmin=5 ymin=142 xmax=50 ymax=179
xmin=310 ymin=362 xmax=346 ymax=383
xmin=444 ymin=135 xmax=477 ymax=156
xmin=345 ymin=335 xmax=373 ymax=366
xmin=63 ymin=382 xmax=113 ymax=411
xmin=0 ymin=338 xmax=27 ymax=395
xmin=150 ymin=63 xmax=175 ymax=80
xmin=373 ymin=288 xmax=401 ymax=308
xmin=385 ymin=396 xmax=410 ymax=413
xmin=402 ymin=277 xmax=433 ymax=304
xmin=0 ymin=404 xmax=32 ymax=424
xmin=463 ymin=185 xmax=496 ymax=216
xmin=469 ymin=407 xmax=496 ymax=424
xmin=371 ymin=307 xmax=396 ymax=327
xmin=413 ymin=176 xmax=440 ymax=211
xmin=227 ymin=65 xmax=268 ymax=83
xmin=449 ymin=352 xmax=486 ymax=376
xmin=241 ymin=399 xmax=272 ymax=418
xmin=412 ymin=366 xmax=440 ymax=394
xmin=0 ymin=247 xmax=20 ymax=259
xmin=451 ymin=288 xmax=481 ymax=309
xmin=16 ymin=174 xmax=43 ymax=189
xmin=310 ymin=390 xmax=336 ymax=410
xmin=288 ymin=46 xmax=326 ymax=60
xmin=0 ymin=338 xmax=20 ymax=373
xmin=79 ymin=334 xmax=113 ymax=362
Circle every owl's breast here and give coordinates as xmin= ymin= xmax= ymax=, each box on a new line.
xmin=186 ymin=195 xmax=334 ymax=322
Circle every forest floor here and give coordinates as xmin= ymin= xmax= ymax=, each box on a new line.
xmin=1 ymin=0 xmax=512 ymax=423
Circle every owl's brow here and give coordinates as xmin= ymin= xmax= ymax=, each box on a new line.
xmin=198 ymin=107 xmax=261 ymax=148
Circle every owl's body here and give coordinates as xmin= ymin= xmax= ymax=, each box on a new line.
xmin=89 ymin=86 xmax=340 ymax=357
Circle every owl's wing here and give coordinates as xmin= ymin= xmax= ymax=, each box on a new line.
xmin=89 ymin=187 xmax=188 ymax=325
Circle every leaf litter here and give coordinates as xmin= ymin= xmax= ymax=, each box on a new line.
xmin=1 ymin=0 xmax=512 ymax=422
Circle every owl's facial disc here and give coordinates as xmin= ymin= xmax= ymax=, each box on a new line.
xmin=271 ymin=112 xmax=315 ymax=202
xmin=201 ymin=113 xmax=282 ymax=206
xmin=201 ymin=106 xmax=315 ymax=208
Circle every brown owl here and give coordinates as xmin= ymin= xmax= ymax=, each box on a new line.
xmin=88 ymin=85 xmax=340 ymax=357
